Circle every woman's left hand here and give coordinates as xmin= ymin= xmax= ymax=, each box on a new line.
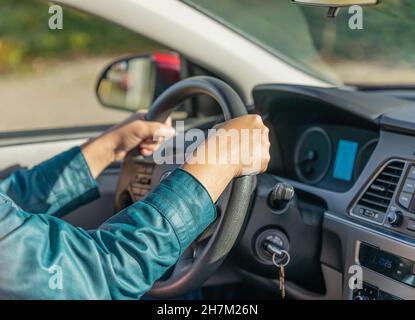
xmin=81 ymin=112 xmax=175 ymax=178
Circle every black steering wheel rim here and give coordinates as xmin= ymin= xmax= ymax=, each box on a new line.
xmin=124 ymin=76 xmax=256 ymax=298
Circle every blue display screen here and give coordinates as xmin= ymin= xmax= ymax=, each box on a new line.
xmin=333 ymin=140 xmax=359 ymax=182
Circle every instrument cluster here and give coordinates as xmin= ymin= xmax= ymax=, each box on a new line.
xmin=295 ymin=125 xmax=378 ymax=188
xmin=270 ymin=123 xmax=379 ymax=192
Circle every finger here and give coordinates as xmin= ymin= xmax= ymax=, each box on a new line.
xmin=164 ymin=116 xmax=172 ymax=127
xmin=142 ymin=136 xmax=162 ymax=144
xmin=140 ymin=143 xmax=166 ymax=156
xmin=140 ymin=143 xmax=159 ymax=153
xmin=152 ymin=126 xmax=176 ymax=141
xmin=140 ymin=147 xmax=153 ymax=157
xmin=142 ymin=123 xmax=175 ymax=141
xmin=261 ymin=141 xmax=271 ymax=173
xmin=141 ymin=142 xmax=160 ymax=149
xmin=140 ymin=140 xmax=161 ymax=148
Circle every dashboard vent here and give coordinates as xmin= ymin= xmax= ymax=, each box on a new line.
xmin=357 ymin=161 xmax=405 ymax=213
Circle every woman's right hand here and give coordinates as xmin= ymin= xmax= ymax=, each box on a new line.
xmin=182 ymin=115 xmax=271 ymax=202
xmin=210 ymin=114 xmax=271 ymax=177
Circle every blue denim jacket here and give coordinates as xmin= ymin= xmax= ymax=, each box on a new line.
xmin=0 ymin=147 xmax=216 ymax=299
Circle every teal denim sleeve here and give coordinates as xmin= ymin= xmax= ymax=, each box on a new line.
xmin=0 ymin=168 xmax=216 ymax=299
xmin=0 ymin=147 xmax=99 ymax=217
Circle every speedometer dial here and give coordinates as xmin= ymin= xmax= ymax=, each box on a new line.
xmin=294 ymin=127 xmax=332 ymax=184
xmin=354 ymin=138 xmax=378 ymax=180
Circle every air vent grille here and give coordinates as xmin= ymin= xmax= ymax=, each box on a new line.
xmin=357 ymin=161 xmax=405 ymax=213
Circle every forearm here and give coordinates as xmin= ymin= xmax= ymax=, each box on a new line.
xmin=0 ymin=169 xmax=215 ymax=299
xmin=182 ymin=162 xmax=234 ymax=203
xmin=181 ymin=137 xmax=236 ymax=203
xmin=0 ymin=147 xmax=99 ymax=216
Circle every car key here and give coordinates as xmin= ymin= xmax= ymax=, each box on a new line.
xmin=272 ymin=250 xmax=290 ymax=299
xmin=279 ymin=262 xmax=286 ymax=299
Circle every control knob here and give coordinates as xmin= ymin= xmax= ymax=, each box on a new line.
xmin=387 ymin=211 xmax=403 ymax=227
xmin=268 ymin=183 xmax=295 ymax=211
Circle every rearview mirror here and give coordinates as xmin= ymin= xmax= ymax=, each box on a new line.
xmin=292 ymin=0 xmax=379 ymax=17
xmin=96 ymin=52 xmax=181 ymax=112
xmin=292 ymin=0 xmax=379 ymax=6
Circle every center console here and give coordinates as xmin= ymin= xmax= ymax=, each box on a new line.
xmin=351 ymin=160 xmax=415 ymax=238
xmin=319 ymin=135 xmax=415 ymax=300
xmin=128 ymin=161 xmax=155 ymax=201
xmin=252 ymin=84 xmax=415 ymax=300
xmin=359 ymin=242 xmax=415 ymax=289
xmin=353 ymin=283 xmax=400 ymax=300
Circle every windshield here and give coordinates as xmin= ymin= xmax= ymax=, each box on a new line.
xmin=183 ymin=0 xmax=415 ymax=86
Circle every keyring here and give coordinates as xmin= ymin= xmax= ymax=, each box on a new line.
xmin=272 ymin=250 xmax=290 ymax=267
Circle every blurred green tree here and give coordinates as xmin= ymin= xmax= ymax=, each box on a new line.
xmin=0 ymin=0 xmax=161 ymax=74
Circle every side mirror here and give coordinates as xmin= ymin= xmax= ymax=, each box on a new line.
xmin=96 ymin=52 xmax=181 ymax=112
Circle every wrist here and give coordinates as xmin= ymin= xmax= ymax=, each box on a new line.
xmin=81 ymin=134 xmax=117 ymax=178
xmin=182 ymin=163 xmax=235 ymax=203
xmin=100 ymin=131 xmax=125 ymax=161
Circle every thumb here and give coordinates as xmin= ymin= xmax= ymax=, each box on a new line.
xmin=143 ymin=121 xmax=176 ymax=141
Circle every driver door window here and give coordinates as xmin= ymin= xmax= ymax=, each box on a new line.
xmin=0 ymin=1 xmax=168 ymax=228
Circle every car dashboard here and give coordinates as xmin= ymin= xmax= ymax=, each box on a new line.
xmin=120 ymin=83 xmax=415 ymax=300
xmin=228 ymin=84 xmax=415 ymax=300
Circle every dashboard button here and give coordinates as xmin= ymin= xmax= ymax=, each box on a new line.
xmin=408 ymin=166 xmax=415 ymax=180
xmin=371 ymin=212 xmax=385 ymax=224
xmin=145 ymin=166 xmax=153 ymax=174
xmin=363 ymin=210 xmax=376 ymax=218
xmin=403 ymin=179 xmax=415 ymax=194
xmin=138 ymin=177 xmax=151 ymax=185
xmin=407 ymin=220 xmax=415 ymax=232
xmin=352 ymin=207 xmax=385 ymax=224
xmin=399 ymin=192 xmax=413 ymax=209
xmin=136 ymin=165 xmax=146 ymax=173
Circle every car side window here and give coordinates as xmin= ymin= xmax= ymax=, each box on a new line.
xmin=0 ymin=0 xmax=165 ymax=133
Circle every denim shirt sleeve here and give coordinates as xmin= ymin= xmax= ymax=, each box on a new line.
xmin=0 ymin=168 xmax=216 ymax=300
xmin=0 ymin=146 xmax=99 ymax=217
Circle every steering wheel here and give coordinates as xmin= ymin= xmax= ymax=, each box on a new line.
xmin=115 ymin=76 xmax=256 ymax=298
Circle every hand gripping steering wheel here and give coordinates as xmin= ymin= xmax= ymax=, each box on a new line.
xmin=117 ymin=76 xmax=256 ymax=298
